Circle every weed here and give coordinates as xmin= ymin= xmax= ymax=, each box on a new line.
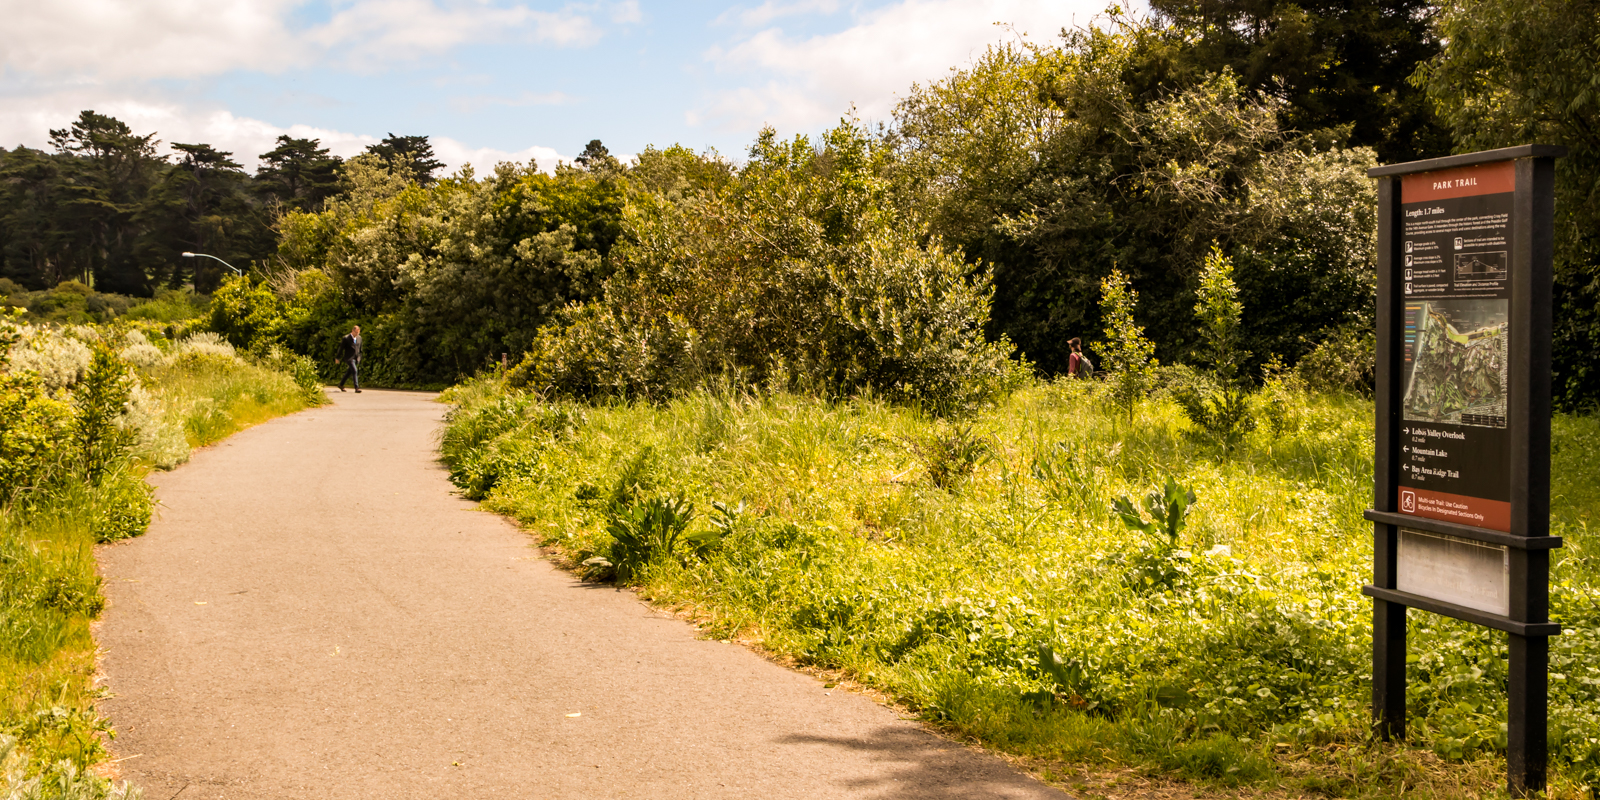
xmin=604 ymin=494 xmax=696 ymax=583
xmin=914 ymin=424 xmax=993 ymax=489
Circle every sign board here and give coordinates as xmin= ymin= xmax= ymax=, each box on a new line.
xmin=1364 ymin=145 xmax=1565 ymax=798
xmin=1396 ymin=528 xmax=1509 ymax=616
xmin=1397 ymin=160 xmax=1514 ymax=531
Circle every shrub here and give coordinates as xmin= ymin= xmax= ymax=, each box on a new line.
xmin=208 ymin=275 xmax=285 ymax=352
xmin=1099 ymin=269 xmax=1156 ymax=424
xmin=516 ymin=122 xmax=1020 ymax=413
xmin=170 ymin=331 xmax=240 ymax=364
xmin=6 ymin=326 xmax=91 ymax=391
xmin=71 ymin=344 xmax=134 ymax=484
xmin=1173 ymin=247 xmax=1255 ymax=450
xmin=1296 ymin=323 xmax=1376 ymax=395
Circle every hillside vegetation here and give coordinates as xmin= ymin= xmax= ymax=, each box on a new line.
xmin=0 ymin=315 xmax=321 ymax=796
xmin=439 ymin=375 xmax=1600 ymax=798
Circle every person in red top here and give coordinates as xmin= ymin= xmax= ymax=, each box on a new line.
xmin=1067 ymin=337 xmax=1093 ymax=379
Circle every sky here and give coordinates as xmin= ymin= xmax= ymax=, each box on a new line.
xmin=0 ymin=0 xmax=1126 ymax=173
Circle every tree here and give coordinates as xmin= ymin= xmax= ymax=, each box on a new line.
xmin=46 ymin=110 xmax=167 ymax=293
xmin=627 ymin=145 xmax=734 ymax=202
xmin=1 ymin=112 xmax=279 ymax=297
xmin=0 ymin=146 xmax=76 ymax=288
xmin=1174 ymin=246 xmax=1255 ymax=448
xmin=575 ymin=139 xmax=623 ymax=175
xmin=1099 ymin=269 xmax=1156 ymax=424
xmin=517 ymin=121 xmax=1018 ymax=409
xmin=895 ymin=40 xmax=1379 ymax=376
xmin=1414 ymin=0 xmax=1600 ymax=409
xmin=1149 ymin=0 xmax=1451 ymax=163
xmin=136 ymin=143 xmax=268 ymax=291
xmin=365 ymin=134 xmax=445 ymax=186
xmin=255 ymin=136 xmax=344 ymax=212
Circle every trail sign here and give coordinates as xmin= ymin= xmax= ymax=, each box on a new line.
xmin=1365 ymin=144 xmax=1565 ymax=798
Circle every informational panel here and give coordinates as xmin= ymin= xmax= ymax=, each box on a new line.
xmin=1397 ymin=528 xmax=1510 ymax=616
xmin=1397 ymin=161 xmax=1514 ymax=531
xmin=1367 ymin=144 xmax=1564 ymax=799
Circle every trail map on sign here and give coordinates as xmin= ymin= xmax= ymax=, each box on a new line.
xmin=1404 ymin=301 xmax=1508 ymax=427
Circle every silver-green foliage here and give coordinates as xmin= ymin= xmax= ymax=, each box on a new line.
xmin=0 ymin=736 xmax=141 ymax=800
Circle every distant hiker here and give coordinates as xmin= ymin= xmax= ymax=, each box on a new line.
xmin=336 ymin=325 xmax=362 ymax=393
xmin=1068 ymin=337 xmax=1094 ymax=379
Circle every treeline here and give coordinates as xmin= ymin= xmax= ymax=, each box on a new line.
xmin=0 ymin=113 xmax=442 ymax=295
xmin=8 ymin=0 xmax=1599 ymax=408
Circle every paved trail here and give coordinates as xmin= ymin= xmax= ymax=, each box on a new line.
xmin=98 ymin=389 xmax=1061 ymax=799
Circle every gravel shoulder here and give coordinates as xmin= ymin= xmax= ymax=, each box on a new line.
xmin=97 ymin=388 xmax=1064 ymax=799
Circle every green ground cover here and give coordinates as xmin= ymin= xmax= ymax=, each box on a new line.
xmin=440 ymin=375 xmax=1600 ymax=798
xmin=1 ymin=318 xmax=321 ymax=797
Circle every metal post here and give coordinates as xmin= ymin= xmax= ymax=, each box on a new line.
xmin=1370 ymin=174 xmax=1408 ymax=739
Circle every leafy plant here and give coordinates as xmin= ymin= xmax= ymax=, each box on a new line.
xmin=1111 ymin=477 xmax=1199 ymax=593
xmin=1099 ymin=269 xmax=1156 ymax=425
xmin=1173 ymin=246 xmax=1255 ymax=451
xmin=70 ymin=343 xmax=133 ymax=484
xmin=915 ymin=423 xmax=993 ymax=489
xmin=603 ymin=494 xmax=696 ymax=583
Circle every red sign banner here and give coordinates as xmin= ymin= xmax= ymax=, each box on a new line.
xmin=1398 ymin=486 xmax=1511 ymax=532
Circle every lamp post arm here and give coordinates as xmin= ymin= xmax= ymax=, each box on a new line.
xmin=181 ymin=251 xmax=242 ymax=276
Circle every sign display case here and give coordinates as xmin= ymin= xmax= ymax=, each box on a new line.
xmin=1364 ymin=144 xmax=1565 ymax=798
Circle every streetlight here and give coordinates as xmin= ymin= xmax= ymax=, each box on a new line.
xmin=181 ymin=251 xmax=242 ymax=276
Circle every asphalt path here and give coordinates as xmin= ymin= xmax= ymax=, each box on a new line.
xmin=98 ymin=388 xmax=1063 ymax=799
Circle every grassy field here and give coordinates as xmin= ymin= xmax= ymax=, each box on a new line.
xmin=440 ymin=375 xmax=1600 ymax=798
xmin=1 ymin=324 xmax=320 ymax=795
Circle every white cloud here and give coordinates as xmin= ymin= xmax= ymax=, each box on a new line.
xmin=698 ymin=0 xmax=1115 ymax=133
xmin=0 ymin=0 xmax=305 ymax=81
xmin=716 ymin=0 xmax=841 ymax=28
xmin=311 ymin=0 xmax=605 ymax=70
xmin=432 ymin=136 xmax=567 ymax=175
xmin=609 ymin=0 xmax=642 ymax=24
xmin=0 ymin=0 xmax=617 ymax=81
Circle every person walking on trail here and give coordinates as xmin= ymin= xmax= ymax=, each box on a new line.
xmin=1068 ymin=337 xmax=1094 ymax=379
xmin=336 ymin=326 xmax=362 ymax=393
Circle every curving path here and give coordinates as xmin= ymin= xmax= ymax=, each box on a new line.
xmin=97 ymin=389 xmax=1063 ymax=799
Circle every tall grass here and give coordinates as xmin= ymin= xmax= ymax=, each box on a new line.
xmin=1 ymin=321 xmax=316 ymax=797
xmin=439 ymin=376 xmax=1600 ymax=798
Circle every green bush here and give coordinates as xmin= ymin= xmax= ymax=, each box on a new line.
xmin=207 ymin=275 xmax=286 ymax=352
xmin=1296 ymin=323 xmax=1377 ymax=395
xmin=514 ymin=122 xmax=1021 ymax=413
xmin=124 ymin=288 xmax=206 ymax=323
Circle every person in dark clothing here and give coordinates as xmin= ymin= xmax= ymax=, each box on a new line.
xmin=336 ymin=325 xmax=362 ymax=392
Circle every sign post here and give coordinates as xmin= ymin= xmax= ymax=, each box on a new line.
xmin=1364 ymin=144 xmax=1565 ymax=797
